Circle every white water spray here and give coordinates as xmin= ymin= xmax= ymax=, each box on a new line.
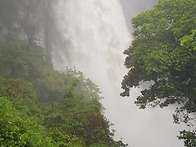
xmin=49 ymin=0 xmax=187 ymax=146
xmin=50 ymin=0 xmax=130 ymax=85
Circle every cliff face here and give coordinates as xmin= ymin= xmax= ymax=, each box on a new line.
xmin=0 ymin=0 xmax=47 ymax=48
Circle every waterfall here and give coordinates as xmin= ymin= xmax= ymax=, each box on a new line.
xmin=49 ymin=0 xmax=130 ymax=84
xmin=48 ymin=0 xmax=187 ymax=146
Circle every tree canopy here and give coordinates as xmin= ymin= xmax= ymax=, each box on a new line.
xmin=121 ymin=0 xmax=196 ymax=110
xmin=121 ymin=0 xmax=196 ymax=146
xmin=0 ymin=38 xmax=127 ymax=146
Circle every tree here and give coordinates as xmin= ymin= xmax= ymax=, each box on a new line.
xmin=121 ymin=0 xmax=196 ymax=145
xmin=43 ymin=69 xmax=127 ymax=146
xmin=0 ymin=97 xmax=54 ymax=146
xmin=0 ymin=75 xmax=84 ymax=146
xmin=0 ymin=39 xmax=45 ymax=80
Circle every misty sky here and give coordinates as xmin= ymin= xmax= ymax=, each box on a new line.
xmin=120 ymin=0 xmax=158 ymax=32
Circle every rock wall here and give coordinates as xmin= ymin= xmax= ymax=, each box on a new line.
xmin=0 ymin=0 xmax=47 ymax=48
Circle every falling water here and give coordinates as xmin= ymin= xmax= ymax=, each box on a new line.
xmin=48 ymin=0 xmax=188 ymax=146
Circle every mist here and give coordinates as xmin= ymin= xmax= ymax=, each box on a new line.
xmin=0 ymin=0 xmax=193 ymax=146
xmin=120 ymin=0 xmax=158 ymax=32
xmin=47 ymin=0 xmax=189 ymax=147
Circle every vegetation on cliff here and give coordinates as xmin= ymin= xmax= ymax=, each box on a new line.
xmin=0 ymin=38 xmax=126 ymax=146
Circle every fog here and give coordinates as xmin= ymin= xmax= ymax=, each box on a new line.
xmin=120 ymin=0 xmax=158 ymax=32
xmin=108 ymin=1 xmax=189 ymax=146
xmin=48 ymin=0 xmax=189 ymax=146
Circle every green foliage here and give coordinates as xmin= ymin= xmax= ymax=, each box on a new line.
xmin=33 ymin=68 xmax=66 ymax=103
xmin=178 ymin=130 xmax=196 ymax=147
xmin=42 ymin=69 xmax=122 ymax=146
xmin=0 ymin=68 xmax=125 ymax=146
xmin=121 ymin=0 xmax=196 ymax=110
xmin=0 ymin=76 xmax=36 ymax=100
xmin=65 ymin=69 xmax=101 ymax=100
xmin=48 ymin=128 xmax=84 ymax=147
xmin=180 ymin=29 xmax=196 ymax=51
xmin=33 ymin=68 xmax=101 ymax=104
xmin=0 ymin=12 xmax=127 ymax=146
xmin=0 ymin=39 xmax=45 ymax=80
xmin=121 ymin=0 xmax=196 ymax=146
xmin=0 ymin=76 xmax=44 ymax=124
xmin=0 ymin=97 xmax=54 ymax=147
